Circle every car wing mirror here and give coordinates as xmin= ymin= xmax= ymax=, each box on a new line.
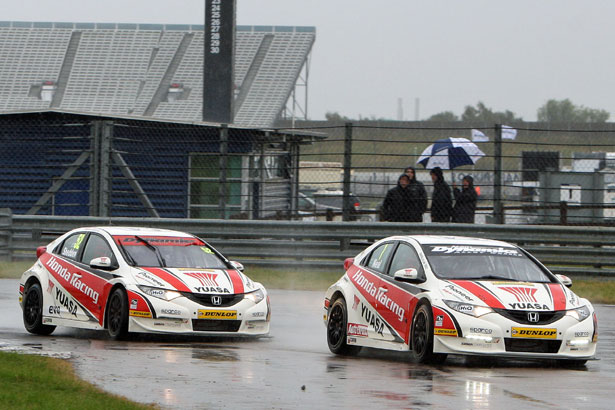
xmin=90 ymin=257 xmax=116 ymax=270
xmin=555 ymin=274 xmax=572 ymax=288
xmin=394 ymin=268 xmax=419 ymax=282
xmin=230 ymin=261 xmax=244 ymax=272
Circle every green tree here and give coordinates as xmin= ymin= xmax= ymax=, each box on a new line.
xmin=461 ymin=102 xmax=523 ymax=123
xmin=427 ymin=111 xmax=459 ymax=121
xmin=537 ymin=99 xmax=610 ymax=123
xmin=325 ymin=111 xmax=352 ymax=122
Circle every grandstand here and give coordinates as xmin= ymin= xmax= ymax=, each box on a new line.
xmin=0 ymin=21 xmax=315 ymax=128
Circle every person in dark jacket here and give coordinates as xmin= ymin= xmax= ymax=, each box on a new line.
xmin=403 ymin=166 xmax=427 ymax=222
xmin=429 ymin=167 xmax=452 ymax=222
xmin=382 ymin=174 xmax=415 ymax=222
xmin=452 ymin=175 xmax=478 ymax=223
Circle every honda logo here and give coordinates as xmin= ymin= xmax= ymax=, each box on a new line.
xmin=211 ymin=296 xmax=222 ymax=306
xmin=527 ymin=312 xmax=539 ymax=323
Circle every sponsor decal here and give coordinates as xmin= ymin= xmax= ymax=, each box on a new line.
xmin=194 ymin=286 xmax=230 ymax=294
xmin=48 ymin=306 xmax=61 ymax=315
xmin=55 ymin=287 xmax=78 ymax=317
xmin=360 ymin=303 xmax=384 ymax=336
xmin=184 ymin=271 xmax=219 ymax=287
xmin=198 ymin=310 xmax=237 ymax=320
xmin=135 ymin=271 xmax=165 ymax=287
xmin=352 ymin=270 xmax=405 ymax=321
xmin=161 ymin=308 xmax=182 ymax=315
xmin=500 ymin=287 xmax=538 ymax=303
xmin=116 ymin=236 xmax=203 ymax=246
xmin=251 ymin=311 xmax=265 ymax=317
xmin=435 ymin=315 xmax=444 ymax=327
xmin=430 ymin=245 xmax=521 ymax=256
xmin=129 ymin=310 xmax=153 ymax=318
xmin=347 ymin=337 xmax=357 ymax=344
xmin=46 ymin=257 xmax=99 ymax=304
xmin=347 ymin=323 xmax=369 ymax=337
xmin=47 ymin=279 xmax=55 ymax=294
xmin=470 ymin=327 xmax=493 ymax=334
xmin=574 ymin=331 xmax=589 ymax=338
xmin=434 ymin=328 xmax=458 ymax=336
xmin=443 ymin=284 xmax=473 ymax=302
xmin=509 ymin=302 xmax=550 ymax=310
xmin=43 ymin=318 xmax=53 ymax=324
xmin=130 ymin=299 xmax=138 ymax=310
xmin=352 ymin=294 xmax=360 ymax=311
xmin=511 ymin=327 xmax=557 ymax=339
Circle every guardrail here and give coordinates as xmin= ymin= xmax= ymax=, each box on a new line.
xmin=2 ymin=211 xmax=615 ymax=276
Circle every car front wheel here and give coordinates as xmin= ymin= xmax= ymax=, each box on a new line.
xmin=23 ymin=282 xmax=56 ymax=335
xmin=327 ymin=298 xmax=361 ymax=355
xmin=107 ymin=287 xmax=129 ymax=340
xmin=411 ymin=303 xmax=446 ymax=364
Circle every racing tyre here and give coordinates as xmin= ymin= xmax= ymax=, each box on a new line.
xmin=23 ymin=282 xmax=56 ymax=335
xmin=107 ymin=287 xmax=129 ymax=340
xmin=411 ymin=303 xmax=447 ymax=364
xmin=327 ymin=298 xmax=361 ymax=356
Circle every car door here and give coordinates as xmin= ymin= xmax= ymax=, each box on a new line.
xmin=377 ymin=242 xmax=426 ymax=345
xmin=349 ymin=241 xmax=396 ymax=341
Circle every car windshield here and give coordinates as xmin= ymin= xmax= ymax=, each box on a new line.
xmin=114 ymin=235 xmax=228 ymax=269
xmin=421 ymin=244 xmax=552 ymax=282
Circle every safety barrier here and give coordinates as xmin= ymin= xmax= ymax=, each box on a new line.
xmin=2 ymin=213 xmax=615 ymax=276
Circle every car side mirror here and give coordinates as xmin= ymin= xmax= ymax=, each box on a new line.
xmin=394 ymin=268 xmax=420 ymax=282
xmin=555 ymin=274 xmax=572 ymax=288
xmin=230 ymin=261 xmax=244 ymax=272
xmin=90 ymin=257 xmax=117 ymax=270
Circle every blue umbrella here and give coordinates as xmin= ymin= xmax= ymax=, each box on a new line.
xmin=416 ymin=137 xmax=485 ymax=170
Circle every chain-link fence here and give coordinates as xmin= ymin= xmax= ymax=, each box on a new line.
xmin=3 ymin=112 xmax=615 ymax=225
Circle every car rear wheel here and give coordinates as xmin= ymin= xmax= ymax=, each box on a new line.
xmin=107 ymin=287 xmax=129 ymax=340
xmin=327 ymin=298 xmax=361 ymax=355
xmin=411 ymin=303 xmax=447 ymax=364
xmin=23 ymin=282 xmax=56 ymax=335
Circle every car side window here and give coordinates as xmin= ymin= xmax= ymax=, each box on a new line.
xmin=58 ymin=233 xmax=87 ymax=261
xmin=81 ymin=234 xmax=116 ymax=266
xmin=364 ymin=242 xmax=395 ymax=274
xmin=388 ymin=243 xmax=425 ymax=278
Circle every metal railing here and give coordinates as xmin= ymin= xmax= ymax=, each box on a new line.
xmin=2 ymin=210 xmax=615 ymax=276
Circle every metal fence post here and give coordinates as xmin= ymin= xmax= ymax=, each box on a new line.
xmin=493 ymin=124 xmax=503 ymax=224
xmin=219 ymin=124 xmax=229 ymax=220
xmin=100 ymin=121 xmax=113 ymax=217
xmin=342 ymin=122 xmax=353 ymax=222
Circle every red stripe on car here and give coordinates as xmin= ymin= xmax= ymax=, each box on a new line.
xmin=227 ymin=270 xmax=244 ymax=294
xmin=143 ymin=267 xmax=191 ymax=292
xmin=548 ymin=283 xmax=567 ymax=311
xmin=451 ymin=280 xmax=505 ymax=309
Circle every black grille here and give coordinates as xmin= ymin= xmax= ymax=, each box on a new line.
xmin=192 ymin=319 xmax=242 ymax=332
xmin=494 ymin=309 xmax=565 ymax=325
xmin=181 ymin=292 xmax=243 ymax=307
xmin=505 ymin=338 xmax=562 ymax=353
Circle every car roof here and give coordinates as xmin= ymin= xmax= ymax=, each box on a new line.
xmin=71 ymin=226 xmax=195 ymax=238
xmin=389 ymin=235 xmax=515 ymax=248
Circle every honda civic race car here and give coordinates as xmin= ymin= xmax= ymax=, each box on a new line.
xmin=324 ymin=235 xmax=597 ymax=365
xmin=19 ymin=227 xmax=270 ymax=339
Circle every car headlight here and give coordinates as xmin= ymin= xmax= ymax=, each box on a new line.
xmin=137 ymin=285 xmax=181 ymax=301
xmin=443 ymin=300 xmax=493 ymax=318
xmin=244 ymin=289 xmax=265 ymax=304
xmin=565 ymin=305 xmax=591 ymax=322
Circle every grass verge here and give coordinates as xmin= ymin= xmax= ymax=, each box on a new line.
xmin=0 ymin=351 xmax=156 ymax=410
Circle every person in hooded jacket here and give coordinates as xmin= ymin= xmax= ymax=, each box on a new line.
xmin=429 ymin=167 xmax=452 ymax=222
xmin=382 ymin=174 xmax=414 ymax=222
xmin=452 ymin=175 xmax=478 ymax=223
xmin=403 ymin=166 xmax=427 ymax=222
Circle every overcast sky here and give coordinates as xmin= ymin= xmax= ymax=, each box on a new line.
xmin=3 ymin=0 xmax=615 ymax=121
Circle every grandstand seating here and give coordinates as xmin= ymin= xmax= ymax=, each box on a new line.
xmin=0 ymin=22 xmax=315 ymax=128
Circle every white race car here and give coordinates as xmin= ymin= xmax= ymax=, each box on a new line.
xmin=19 ymin=227 xmax=270 ymax=339
xmin=324 ymin=235 xmax=597 ymax=365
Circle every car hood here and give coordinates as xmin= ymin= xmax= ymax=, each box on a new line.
xmin=440 ymin=280 xmax=581 ymax=311
xmin=132 ymin=267 xmax=257 ymax=295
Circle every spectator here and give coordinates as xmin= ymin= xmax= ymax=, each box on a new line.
xmin=403 ymin=166 xmax=427 ymax=222
xmin=452 ymin=175 xmax=477 ymax=223
xmin=429 ymin=167 xmax=452 ymax=222
xmin=382 ymin=174 xmax=414 ymax=222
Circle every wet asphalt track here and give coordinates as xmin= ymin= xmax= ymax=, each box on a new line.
xmin=1 ymin=278 xmax=614 ymax=409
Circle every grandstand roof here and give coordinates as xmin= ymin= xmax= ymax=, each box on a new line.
xmin=0 ymin=21 xmax=315 ymax=128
